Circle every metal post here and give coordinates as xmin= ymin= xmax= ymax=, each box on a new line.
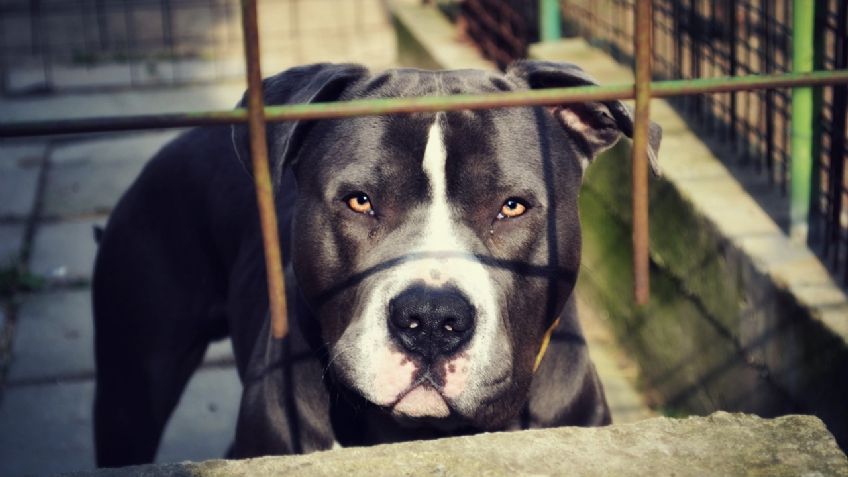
xmin=632 ymin=0 xmax=652 ymax=305
xmin=790 ymin=0 xmax=814 ymax=242
xmin=539 ymin=0 xmax=561 ymax=42
xmin=241 ymin=0 xmax=289 ymax=339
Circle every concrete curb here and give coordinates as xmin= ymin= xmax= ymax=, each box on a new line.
xmin=65 ymin=413 xmax=848 ymax=476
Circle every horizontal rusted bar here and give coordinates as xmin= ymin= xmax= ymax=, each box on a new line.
xmin=2 ymin=69 xmax=848 ymax=137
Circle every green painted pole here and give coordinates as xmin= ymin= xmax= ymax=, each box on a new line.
xmin=791 ymin=0 xmax=815 ymax=242
xmin=540 ymin=0 xmax=561 ymax=42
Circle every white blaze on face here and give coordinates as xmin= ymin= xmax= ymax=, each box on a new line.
xmin=333 ymin=116 xmax=512 ymax=417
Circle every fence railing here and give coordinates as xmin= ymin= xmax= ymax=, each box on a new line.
xmin=1 ymin=0 xmax=847 ymax=335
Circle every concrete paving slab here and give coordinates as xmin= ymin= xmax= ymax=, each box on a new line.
xmin=0 ymin=380 xmax=96 ymax=477
xmin=156 ymin=366 xmax=241 ymax=465
xmin=6 ymin=288 xmax=234 ymax=384
xmin=0 ymin=366 xmax=240 ymax=476
xmin=0 ymin=224 xmax=25 ymax=266
xmin=45 ymin=131 xmax=181 ymax=218
xmin=29 ymin=217 xmax=104 ymax=283
xmin=7 ymin=290 xmax=94 ymax=383
xmin=0 ymin=140 xmax=46 ymax=220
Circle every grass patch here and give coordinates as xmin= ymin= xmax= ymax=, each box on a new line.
xmin=0 ymin=262 xmax=45 ymax=302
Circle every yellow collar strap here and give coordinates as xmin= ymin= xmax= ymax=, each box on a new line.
xmin=532 ymin=317 xmax=561 ymax=373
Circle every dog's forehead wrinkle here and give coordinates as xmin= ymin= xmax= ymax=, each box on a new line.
xmin=441 ymin=108 xmax=549 ymax=211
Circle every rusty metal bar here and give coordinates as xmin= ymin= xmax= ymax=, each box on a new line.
xmin=240 ymin=0 xmax=289 ymax=340
xmin=3 ymin=70 xmax=848 ymax=138
xmin=632 ymin=0 xmax=651 ymax=305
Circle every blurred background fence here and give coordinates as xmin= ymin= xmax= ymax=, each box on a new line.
xmin=455 ymin=0 xmax=848 ymax=286
xmin=0 ymin=0 xmax=391 ymax=93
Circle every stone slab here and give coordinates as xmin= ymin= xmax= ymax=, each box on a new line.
xmin=0 ymin=224 xmax=25 ymax=266
xmin=29 ymin=217 xmax=104 ymax=283
xmin=0 ymin=140 xmax=46 ymax=220
xmin=0 ymin=380 xmax=96 ymax=477
xmin=68 ymin=413 xmax=848 ymax=477
xmin=7 ymin=290 xmax=94 ymax=383
xmin=0 ymin=366 xmax=241 ymax=477
xmin=44 ymin=131 xmax=181 ymax=218
xmin=6 ymin=289 xmax=234 ymax=383
xmin=156 ymin=366 xmax=242 ymax=465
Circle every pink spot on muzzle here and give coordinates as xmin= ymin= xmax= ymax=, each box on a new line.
xmin=442 ymin=354 xmax=470 ymax=399
xmin=371 ymin=347 xmax=416 ymax=406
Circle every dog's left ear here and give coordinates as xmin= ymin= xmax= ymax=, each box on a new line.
xmin=506 ymin=60 xmax=662 ymax=175
xmin=232 ymin=63 xmax=369 ymax=187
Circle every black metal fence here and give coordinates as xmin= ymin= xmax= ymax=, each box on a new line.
xmin=815 ymin=0 xmax=848 ymax=283
xmin=459 ymin=0 xmax=848 ymax=285
xmin=459 ymin=0 xmax=534 ymax=69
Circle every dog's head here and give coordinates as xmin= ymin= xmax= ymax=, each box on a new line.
xmin=234 ymin=62 xmax=660 ymax=430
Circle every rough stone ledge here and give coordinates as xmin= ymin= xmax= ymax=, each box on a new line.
xmin=67 ymin=413 xmax=847 ymax=477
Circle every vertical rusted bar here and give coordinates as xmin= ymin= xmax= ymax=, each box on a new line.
xmin=727 ymin=0 xmax=737 ymax=147
xmin=632 ymin=0 xmax=652 ymax=305
xmin=764 ymin=0 xmax=775 ymax=186
xmin=241 ymin=0 xmax=289 ymax=339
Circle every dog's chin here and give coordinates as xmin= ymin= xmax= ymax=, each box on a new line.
xmin=391 ymin=384 xmax=450 ymax=419
xmin=387 ymin=388 xmax=473 ymax=432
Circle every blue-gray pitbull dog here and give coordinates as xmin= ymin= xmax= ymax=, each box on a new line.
xmin=92 ymin=61 xmax=660 ymax=466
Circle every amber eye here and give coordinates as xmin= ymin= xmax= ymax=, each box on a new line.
xmin=345 ymin=192 xmax=375 ymax=215
xmin=497 ymin=198 xmax=528 ymax=220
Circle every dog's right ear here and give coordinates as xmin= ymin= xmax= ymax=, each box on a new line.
xmin=231 ymin=63 xmax=368 ymax=187
xmin=506 ymin=60 xmax=662 ymax=176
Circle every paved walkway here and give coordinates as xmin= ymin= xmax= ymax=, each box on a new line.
xmin=0 ymin=122 xmax=245 ymax=477
xmin=0 ymin=4 xmax=651 ymax=474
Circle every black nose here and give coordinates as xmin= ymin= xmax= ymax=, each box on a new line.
xmin=388 ymin=286 xmax=475 ymax=361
